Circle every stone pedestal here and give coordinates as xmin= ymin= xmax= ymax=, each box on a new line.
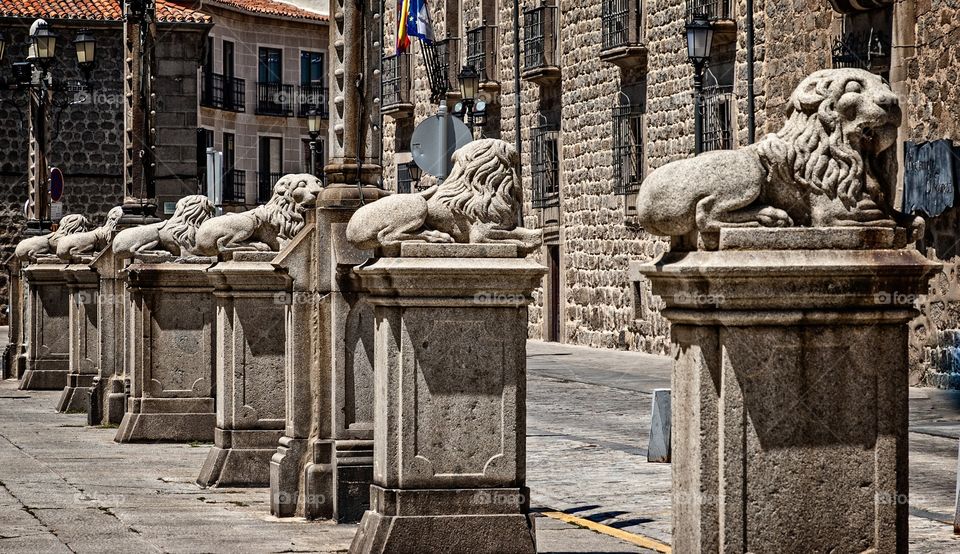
xmin=115 ymin=261 xmax=217 ymax=442
xmin=270 ymin=203 xmax=379 ymax=522
xmin=349 ymin=243 xmax=544 ymax=554
xmin=57 ymin=261 xmax=100 ymax=412
xmin=634 ymin=228 xmax=940 ymax=553
xmin=20 ymin=259 xmax=71 ymax=390
xmin=197 ymin=253 xmax=289 ymax=487
xmin=3 ymin=257 xmax=25 ymax=379
xmin=87 ymin=247 xmax=129 ymax=426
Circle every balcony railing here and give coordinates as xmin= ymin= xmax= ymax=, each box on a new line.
xmin=523 ymin=5 xmax=558 ymax=73
xmin=257 ymin=171 xmax=283 ymax=203
xmin=602 ymin=0 xmax=645 ymax=51
xmin=422 ymin=38 xmax=460 ymax=100
xmin=701 ymin=86 xmax=734 ymax=153
xmin=531 ymin=117 xmax=560 ymax=209
xmin=297 ymin=84 xmax=328 ymax=118
xmin=222 ymin=169 xmax=246 ymax=203
xmin=686 ymin=0 xmax=731 ymax=20
xmin=381 ymin=53 xmax=413 ymax=113
xmin=612 ymin=103 xmax=644 ymax=196
xmin=466 ymin=24 xmax=498 ymax=82
xmin=201 ymin=73 xmax=245 ymax=112
xmin=256 ymin=82 xmax=295 ymax=116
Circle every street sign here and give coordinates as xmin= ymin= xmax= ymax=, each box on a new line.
xmin=411 ymin=104 xmax=472 ymax=180
xmin=50 ymin=202 xmax=63 ymax=221
xmin=50 ymin=167 xmax=64 ymax=202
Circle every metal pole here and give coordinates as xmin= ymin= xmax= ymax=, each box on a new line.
xmin=746 ymin=0 xmax=756 ymax=144
xmin=438 ymin=102 xmax=450 ymax=179
xmin=310 ymin=139 xmax=318 ymax=177
xmin=694 ymin=64 xmax=703 ymax=156
xmin=513 ymin=0 xmax=523 ymax=222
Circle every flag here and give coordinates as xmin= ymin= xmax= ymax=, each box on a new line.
xmin=397 ymin=0 xmax=435 ymax=53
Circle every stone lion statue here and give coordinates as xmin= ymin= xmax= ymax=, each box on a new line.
xmin=346 ymin=139 xmax=542 ymax=254
xmin=56 ymin=206 xmax=124 ymax=262
xmin=15 ymin=214 xmax=92 ymax=263
xmin=113 ymin=195 xmax=215 ymax=261
xmin=193 ymin=173 xmax=323 ymax=257
xmin=636 ymin=68 xmax=922 ymax=246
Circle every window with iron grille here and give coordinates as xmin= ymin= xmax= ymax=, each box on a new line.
xmin=686 ymin=0 xmax=730 ymax=20
xmin=612 ymin=102 xmax=644 ymax=196
xmin=701 ymin=86 xmax=734 ymax=152
xmin=224 ymin=169 xmax=246 ymax=203
xmin=201 ymin=72 xmax=224 ymax=108
xmin=523 ymin=5 xmax=558 ymax=71
xmin=227 ymin=77 xmax=246 ymax=112
xmin=396 ymin=163 xmax=412 ymax=194
xmin=602 ymin=0 xmax=644 ymax=51
xmin=466 ymin=25 xmax=497 ymax=82
xmin=422 ymin=38 xmax=459 ymax=99
xmin=532 ymin=117 xmax=560 ymax=209
xmin=381 ymin=53 xmax=412 ymax=109
xmin=832 ymin=29 xmax=890 ymax=71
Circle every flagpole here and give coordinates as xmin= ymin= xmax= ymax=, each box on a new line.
xmin=513 ymin=0 xmax=523 ymax=224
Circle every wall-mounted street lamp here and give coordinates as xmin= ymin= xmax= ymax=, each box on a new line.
xmin=73 ymin=29 xmax=96 ymax=81
xmin=307 ymin=109 xmax=322 ymax=177
xmin=454 ymin=65 xmax=485 ymax=135
xmin=685 ymin=15 xmax=714 ymax=155
xmin=28 ymin=20 xmax=57 ymax=66
xmin=406 ymin=160 xmax=422 ymax=190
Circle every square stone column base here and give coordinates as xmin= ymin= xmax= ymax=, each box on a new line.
xmin=270 ymin=436 xmax=309 ymax=517
xmin=349 ymin=486 xmax=537 ymax=554
xmin=56 ymin=373 xmax=97 ymax=413
xmin=197 ymin=428 xmax=284 ymax=487
xmin=115 ymin=398 xmax=215 ymax=442
xmin=19 ymin=364 xmax=68 ymax=390
xmin=303 ymin=439 xmax=374 ymax=523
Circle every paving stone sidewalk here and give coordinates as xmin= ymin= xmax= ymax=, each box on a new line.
xmin=2 ymin=334 xmax=959 ymax=553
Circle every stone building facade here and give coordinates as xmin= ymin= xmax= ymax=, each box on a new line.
xmin=197 ymin=0 xmax=329 ymax=210
xmin=376 ymin=0 xmax=960 ymax=387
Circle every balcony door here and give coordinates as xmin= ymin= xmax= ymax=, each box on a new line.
xmin=259 ymin=47 xmax=282 ymax=84
xmin=258 ymin=136 xmax=283 ymax=202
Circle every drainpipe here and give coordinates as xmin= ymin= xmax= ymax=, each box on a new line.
xmin=746 ymin=0 xmax=756 ymax=144
xmin=513 ymin=0 xmax=523 ymax=223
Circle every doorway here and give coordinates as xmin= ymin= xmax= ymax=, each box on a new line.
xmin=547 ymin=245 xmax=560 ymax=342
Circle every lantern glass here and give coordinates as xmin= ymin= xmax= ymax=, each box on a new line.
xmin=307 ymin=110 xmax=321 ymax=135
xmin=31 ymin=22 xmax=57 ymax=61
xmin=458 ymin=65 xmax=480 ymax=103
xmin=74 ymin=30 xmax=96 ymax=65
xmin=685 ymin=17 xmax=713 ymax=66
xmin=407 ymin=161 xmax=422 ymax=183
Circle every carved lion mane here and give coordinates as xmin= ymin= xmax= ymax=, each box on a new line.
xmin=14 ymin=214 xmax=91 ymax=262
xmin=264 ymin=174 xmax=318 ymax=241
xmin=345 ymin=139 xmax=541 ymax=253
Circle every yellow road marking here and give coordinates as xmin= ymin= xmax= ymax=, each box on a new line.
xmin=539 ymin=510 xmax=672 ymax=553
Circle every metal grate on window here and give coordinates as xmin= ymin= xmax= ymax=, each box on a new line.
xmin=602 ymin=0 xmax=645 ymax=51
xmin=612 ymin=99 xmax=644 ymax=196
xmin=381 ymin=53 xmax=412 ymax=108
xmin=686 ymin=0 xmax=731 ymax=20
xmin=832 ymin=29 xmax=890 ymax=70
xmin=396 ymin=163 xmax=412 ymax=194
xmin=532 ymin=115 xmax=560 ymax=209
xmin=523 ymin=5 xmax=558 ymax=71
xmin=421 ymin=38 xmax=460 ymax=101
xmin=466 ymin=24 xmax=497 ymax=82
xmin=701 ymin=85 xmax=734 ymax=152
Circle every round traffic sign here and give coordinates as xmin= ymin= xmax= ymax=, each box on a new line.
xmin=411 ymin=112 xmax=472 ymax=180
xmin=49 ymin=167 xmax=64 ymax=202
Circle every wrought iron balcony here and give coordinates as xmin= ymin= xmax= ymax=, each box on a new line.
xmin=256 ymin=82 xmax=295 ymax=116
xmin=686 ymin=0 xmax=731 ymax=20
xmin=531 ymin=117 xmax=560 ymax=209
xmin=601 ymin=0 xmax=648 ymax=66
xmin=422 ymin=37 xmax=460 ymax=101
xmin=201 ymin=73 xmax=245 ymax=112
xmin=612 ymin=103 xmax=644 ymax=196
xmin=297 ymin=84 xmax=328 ymax=118
xmin=701 ymin=85 xmax=734 ymax=153
xmin=466 ymin=24 xmax=498 ymax=83
xmin=381 ymin=53 xmax=413 ymax=117
xmin=257 ymin=171 xmax=283 ymax=203
xmin=522 ymin=5 xmax=560 ymax=83
xmin=222 ymin=169 xmax=246 ymax=203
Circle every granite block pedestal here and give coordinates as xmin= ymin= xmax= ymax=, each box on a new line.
xmin=87 ymin=247 xmax=129 ymax=425
xmin=635 ymin=228 xmax=940 ymax=553
xmin=57 ymin=260 xmax=100 ymax=412
xmin=197 ymin=252 xmax=289 ymax=487
xmin=20 ymin=259 xmax=71 ymax=390
xmin=115 ymin=261 xmax=217 ymax=442
xmin=349 ymin=243 xmax=545 ymax=554
xmin=3 ymin=258 xmax=25 ymax=379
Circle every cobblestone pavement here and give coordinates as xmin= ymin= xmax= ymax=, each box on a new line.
xmin=1 ymin=336 xmax=958 ymax=553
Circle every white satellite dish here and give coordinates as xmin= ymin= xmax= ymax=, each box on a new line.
xmin=411 ymin=104 xmax=472 ymax=180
